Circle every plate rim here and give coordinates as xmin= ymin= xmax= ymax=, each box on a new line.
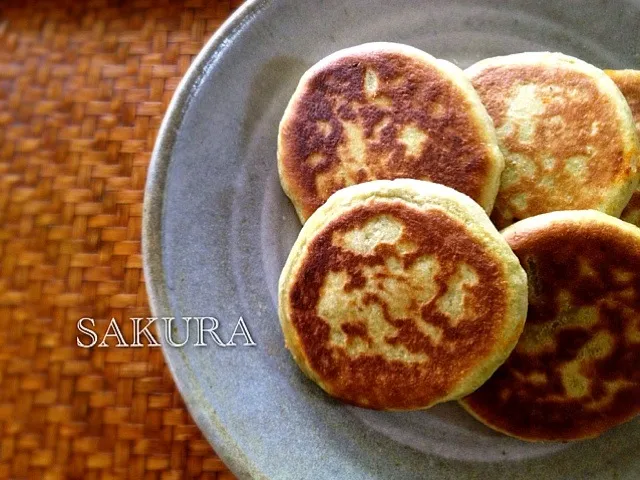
xmin=142 ymin=1 xmax=271 ymax=478
xmin=140 ymin=1 xmax=640 ymax=478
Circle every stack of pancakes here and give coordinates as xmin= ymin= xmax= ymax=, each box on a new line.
xmin=276 ymin=43 xmax=640 ymax=442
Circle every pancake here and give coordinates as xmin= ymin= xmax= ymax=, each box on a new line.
xmin=460 ymin=210 xmax=640 ymax=441
xmin=466 ymin=52 xmax=640 ymax=229
xmin=606 ymin=69 xmax=640 ymax=227
xmin=278 ymin=42 xmax=505 ymax=223
xmin=278 ymin=179 xmax=528 ymax=410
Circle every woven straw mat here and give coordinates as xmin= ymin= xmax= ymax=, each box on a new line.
xmin=0 ymin=1 xmax=247 ymax=479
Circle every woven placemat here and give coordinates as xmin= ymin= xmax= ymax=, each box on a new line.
xmin=0 ymin=1 xmax=245 ymax=478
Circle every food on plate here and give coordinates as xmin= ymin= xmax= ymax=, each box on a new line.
xmin=460 ymin=210 xmax=640 ymax=440
xmin=606 ymin=69 xmax=640 ymax=227
xmin=466 ymin=52 xmax=640 ymax=229
xmin=278 ymin=179 xmax=527 ymax=410
xmin=278 ymin=42 xmax=505 ymax=222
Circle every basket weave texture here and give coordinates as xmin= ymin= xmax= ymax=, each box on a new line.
xmin=0 ymin=1 xmax=245 ymax=478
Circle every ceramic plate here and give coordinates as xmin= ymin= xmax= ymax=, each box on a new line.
xmin=142 ymin=1 xmax=640 ymax=478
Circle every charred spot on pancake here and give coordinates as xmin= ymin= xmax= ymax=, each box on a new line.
xmin=279 ymin=50 xmax=495 ymax=219
xmin=287 ymin=201 xmax=509 ymax=410
xmin=464 ymin=218 xmax=640 ymax=440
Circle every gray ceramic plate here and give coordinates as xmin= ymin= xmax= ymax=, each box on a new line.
xmin=142 ymin=1 xmax=640 ymax=478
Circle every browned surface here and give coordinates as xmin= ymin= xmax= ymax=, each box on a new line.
xmin=471 ymin=64 xmax=635 ymax=228
xmin=0 ymin=1 xmax=242 ymax=478
xmin=279 ymin=49 xmax=496 ymax=220
xmin=288 ymin=201 xmax=509 ymax=410
xmin=463 ymin=217 xmax=640 ymax=440
xmin=607 ymin=69 xmax=640 ymax=226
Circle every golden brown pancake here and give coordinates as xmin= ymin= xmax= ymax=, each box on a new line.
xmin=466 ymin=52 xmax=640 ymax=229
xmin=460 ymin=210 xmax=640 ymax=441
xmin=606 ymin=69 xmax=640 ymax=227
xmin=279 ymin=179 xmax=527 ymax=410
xmin=278 ymin=42 xmax=505 ymax=222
